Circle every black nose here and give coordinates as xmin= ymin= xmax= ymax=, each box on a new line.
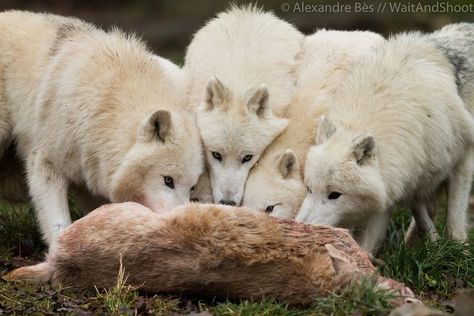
xmin=219 ymin=200 xmax=236 ymax=206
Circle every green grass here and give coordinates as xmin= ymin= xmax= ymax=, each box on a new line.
xmin=379 ymin=210 xmax=474 ymax=305
xmin=0 ymin=277 xmax=394 ymax=315
xmin=208 ymin=279 xmax=395 ymax=316
xmin=0 ymin=201 xmax=472 ymax=315
xmin=0 ymin=202 xmax=44 ymax=259
xmin=0 ymin=277 xmax=183 ymax=315
xmin=0 ymin=196 xmax=83 ymax=259
xmin=380 ymin=238 xmax=473 ymax=297
xmin=308 ymin=278 xmax=396 ymax=316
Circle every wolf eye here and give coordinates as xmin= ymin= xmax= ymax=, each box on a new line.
xmin=212 ymin=151 xmax=222 ymax=161
xmin=190 ymin=186 xmax=195 ymax=193
xmin=328 ymin=192 xmax=341 ymax=200
xmin=242 ymin=154 xmax=253 ymax=163
xmin=265 ymin=205 xmax=274 ymax=213
xmin=164 ymin=176 xmax=174 ymax=189
xmin=306 ymin=185 xmax=312 ymax=194
xmin=265 ymin=203 xmax=281 ymax=214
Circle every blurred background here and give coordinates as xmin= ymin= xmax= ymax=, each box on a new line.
xmin=1 ymin=0 xmax=472 ymax=63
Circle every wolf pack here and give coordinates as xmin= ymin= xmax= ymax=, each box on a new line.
xmin=0 ymin=7 xmax=473 ymax=257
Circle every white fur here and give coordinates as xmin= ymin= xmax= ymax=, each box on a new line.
xmin=242 ymin=30 xmax=384 ymax=218
xmin=184 ymin=5 xmax=303 ymax=205
xmin=405 ymin=23 xmax=474 ymax=244
xmin=297 ymin=32 xmax=474 ymax=253
xmin=0 ymin=11 xmax=203 ymax=246
xmin=190 ymin=167 xmax=213 ymax=203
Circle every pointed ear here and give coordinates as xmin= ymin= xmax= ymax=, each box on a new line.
xmin=325 ymin=244 xmax=353 ymax=275
xmin=316 ymin=116 xmax=336 ymax=144
xmin=352 ymin=134 xmax=375 ymax=164
xmin=204 ymin=77 xmax=229 ymax=111
xmin=277 ymin=150 xmax=300 ymax=179
xmin=140 ymin=109 xmax=173 ymax=142
xmin=247 ymin=85 xmax=270 ymax=118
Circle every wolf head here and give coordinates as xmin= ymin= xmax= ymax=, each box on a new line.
xmin=197 ymin=77 xmax=288 ymax=205
xmin=110 ymin=109 xmax=203 ymax=212
xmin=243 ymin=150 xmax=305 ymax=219
xmin=296 ymin=116 xmax=387 ymax=228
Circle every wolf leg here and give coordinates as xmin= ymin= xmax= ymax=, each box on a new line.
xmin=358 ymin=212 xmax=391 ymax=255
xmin=445 ymin=148 xmax=473 ymax=241
xmin=28 ymin=153 xmax=71 ymax=248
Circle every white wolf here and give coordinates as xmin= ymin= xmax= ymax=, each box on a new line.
xmin=184 ymin=5 xmax=303 ymax=205
xmin=0 ymin=11 xmax=203 ymax=247
xmin=404 ymin=23 xmax=474 ymax=244
xmin=242 ymin=30 xmax=384 ymax=219
xmin=296 ymin=32 xmax=474 ymax=253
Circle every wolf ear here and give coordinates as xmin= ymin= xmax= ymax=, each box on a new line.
xmin=204 ymin=77 xmax=229 ymax=111
xmin=352 ymin=134 xmax=375 ymax=164
xmin=247 ymin=85 xmax=270 ymax=118
xmin=325 ymin=244 xmax=353 ymax=275
xmin=316 ymin=116 xmax=336 ymax=144
xmin=277 ymin=150 xmax=300 ymax=179
xmin=140 ymin=109 xmax=173 ymax=142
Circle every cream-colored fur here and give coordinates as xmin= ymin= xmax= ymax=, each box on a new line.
xmin=297 ymin=33 xmax=474 ymax=253
xmin=190 ymin=167 xmax=213 ymax=203
xmin=184 ymin=5 xmax=303 ymax=205
xmin=405 ymin=23 xmax=474 ymax=244
xmin=0 ymin=38 xmax=9 ymax=157
xmin=243 ymin=30 xmax=384 ymax=219
xmin=0 ymin=11 xmax=203 ymax=247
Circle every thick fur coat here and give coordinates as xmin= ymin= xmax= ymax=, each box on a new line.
xmin=403 ymin=23 xmax=474 ymax=244
xmin=0 ymin=11 xmax=203 ymax=246
xmin=184 ymin=5 xmax=303 ymax=205
xmin=297 ymin=31 xmax=474 ymax=253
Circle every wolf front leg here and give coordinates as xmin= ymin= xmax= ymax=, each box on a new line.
xmin=358 ymin=211 xmax=392 ymax=255
xmin=445 ymin=148 xmax=473 ymax=241
xmin=405 ymin=199 xmax=439 ymax=246
xmin=28 ymin=154 xmax=71 ymax=248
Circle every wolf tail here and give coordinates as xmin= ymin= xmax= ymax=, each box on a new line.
xmin=2 ymin=262 xmax=54 ymax=284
